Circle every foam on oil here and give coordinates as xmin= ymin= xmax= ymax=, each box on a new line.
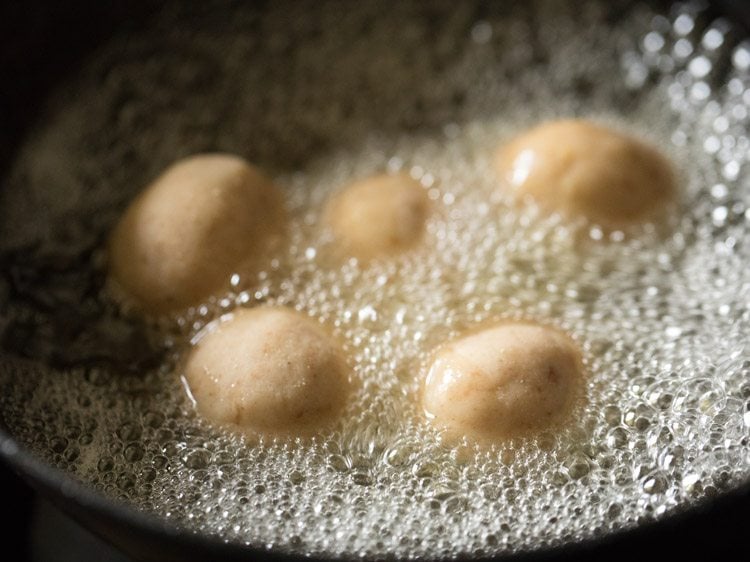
xmin=2 ymin=0 xmax=750 ymax=558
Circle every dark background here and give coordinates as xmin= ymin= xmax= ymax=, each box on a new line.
xmin=2 ymin=462 xmax=33 ymax=561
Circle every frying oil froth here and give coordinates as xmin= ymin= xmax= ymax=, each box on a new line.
xmin=1 ymin=0 xmax=750 ymax=558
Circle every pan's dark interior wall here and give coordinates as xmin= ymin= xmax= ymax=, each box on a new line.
xmin=0 ymin=0 xmax=158 ymax=181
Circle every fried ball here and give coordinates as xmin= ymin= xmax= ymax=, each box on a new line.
xmin=109 ymin=154 xmax=285 ymax=314
xmin=184 ymin=307 xmax=350 ymax=436
xmin=495 ymin=119 xmax=676 ymax=229
xmin=423 ymin=322 xmax=583 ymax=442
xmin=324 ymin=172 xmax=431 ymax=262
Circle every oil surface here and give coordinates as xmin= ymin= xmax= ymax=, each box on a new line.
xmin=2 ymin=0 xmax=750 ymax=558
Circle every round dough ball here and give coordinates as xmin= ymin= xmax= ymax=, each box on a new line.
xmin=423 ymin=322 xmax=583 ymax=442
xmin=184 ymin=307 xmax=350 ymax=435
xmin=325 ymin=172 xmax=431 ymax=262
xmin=495 ymin=120 xmax=676 ymax=229
xmin=109 ymin=154 xmax=285 ymax=314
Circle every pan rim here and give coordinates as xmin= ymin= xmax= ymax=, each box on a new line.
xmin=2 ymin=419 xmax=749 ymax=561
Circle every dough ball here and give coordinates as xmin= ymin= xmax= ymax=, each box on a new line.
xmin=495 ymin=120 xmax=676 ymax=229
xmin=324 ymin=172 xmax=431 ymax=262
xmin=423 ymin=322 xmax=583 ymax=442
xmin=109 ymin=154 xmax=285 ymax=314
xmin=184 ymin=307 xmax=350 ymax=435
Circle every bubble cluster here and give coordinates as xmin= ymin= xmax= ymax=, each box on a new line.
xmin=1 ymin=0 xmax=750 ymax=559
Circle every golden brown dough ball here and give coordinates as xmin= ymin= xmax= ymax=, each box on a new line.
xmin=423 ymin=322 xmax=583 ymax=443
xmin=109 ymin=154 xmax=285 ymax=314
xmin=324 ymin=172 xmax=431 ymax=262
xmin=184 ymin=307 xmax=350 ymax=436
xmin=495 ymin=120 xmax=676 ymax=229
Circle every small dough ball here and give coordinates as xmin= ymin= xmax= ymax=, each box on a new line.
xmin=324 ymin=172 xmax=431 ymax=262
xmin=109 ymin=154 xmax=285 ymax=314
xmin=495 ymin=120 xmax=676 ymax=229
xmin=184 ymin=307 xmax=350 ymax=435
xmin=423 ymin=322 xmax=583 ymax=442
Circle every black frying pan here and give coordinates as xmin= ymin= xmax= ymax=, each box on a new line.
xmin=1 ymin=1 xmax=750 ymax=561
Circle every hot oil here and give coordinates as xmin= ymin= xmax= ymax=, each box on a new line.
xmin=1 ymin=0 xmax=750 ymax=558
